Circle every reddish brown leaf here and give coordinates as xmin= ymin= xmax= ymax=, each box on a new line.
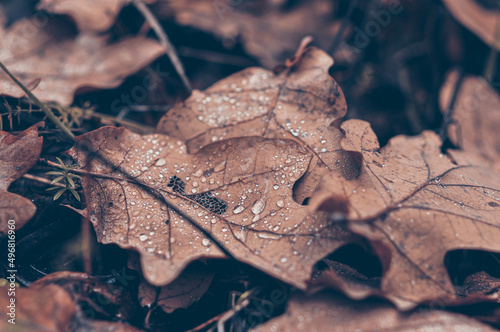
xmin=68 ymin=126 xmax=357 ymax=289
xmin=440 ymin=71 xmax=500 ymax=171
xmin=157 ymin=47 xmax=357 ymax=202
xmin=309 ymin=119 xmax=500 ymax=309
xmin=0 ymin=122 xmax=43 ymax=232
xmin=251 ymin=291 xmax=498 ymax=332
xmin=0 ymin=13 xmax=164 ymax=105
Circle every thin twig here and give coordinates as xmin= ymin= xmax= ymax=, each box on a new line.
xmin=22 ymin=173 xmax=65 ymax=187
xmin=0 ymin=59 xmax=75 ymax=141
xmin=132 ymin=0 xmax=192 ymax=94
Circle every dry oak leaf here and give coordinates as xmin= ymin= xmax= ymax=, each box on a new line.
xmin=251 ymin=291 xmax=498 ymax=332
xmin=442 ymin=0 xmax=500 ymax=49
xmin=138 ymin=262 xmax=214 ymax=313
xmin=309 ymin=119 xmax=500 ymax=310
xmin=159 ymin=0 xmax=341 ymax=67
xmin=0 ymin=122 xmax=43 ymax=233
xmin=0 ymin=13 xmax=164 ymax=105
xmin=68 ymin=126 xmax=356 ymax=289
xmin=157 ymin=47 xmax=357 ymax=203
xmin=440 ymin=71 xmax=500 ymax=171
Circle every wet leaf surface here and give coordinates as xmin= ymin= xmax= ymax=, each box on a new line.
xmin=68 ymin=126 xmax=356 ymax=289
xmin=310 ymin=119 xmax=500 ymax=309
xmin=157 ymin=47 xmax=357 ymax=202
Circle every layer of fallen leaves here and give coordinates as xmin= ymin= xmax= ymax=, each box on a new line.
xmin=0 ymin=9 xmax=164 ymax=105
xmin=68 ymin=44 xmax=500 ymax=319
xmin=0 ymin=122 xmax=43 ymax=233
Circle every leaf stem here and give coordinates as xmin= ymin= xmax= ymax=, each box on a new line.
xmin=132 ymin=0 xmax=192 ymax=94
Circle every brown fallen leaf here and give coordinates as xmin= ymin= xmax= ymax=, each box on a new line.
xmin=38 ymin=0 xmax=126 ymax=33
xmin=38 ymin=0 xmax=157 ymax=33
xmin=160 ymin=0 xmax=342 ymax=68
xmin=0 ymin=284 xmax=77 ymax=332
xmin=138 ymin=262 xmax=214 ymax=313
xmin=440 ymin=71 xmax=500 ymax=171
xmin=309 ymin=119 xmax=500 ymax=309
xmin=68 ymin=126 xmax=357 ymax=289
xmin=157 ymin=46 xmax=357 ymax=202
xmin=0 ymin=12 xmax=164 ymax=105
xmin=251 ymin=291 xmax=498 ymax=332
xmin=442 ymin=0 xmax=500 ymax=49
xmin=0 ymin=283 xmax=143 ymax=332
xmin=0 ymin=122 xmax=43 ymax=233
xmin=31 ymin=271 xmax=138 ymax=322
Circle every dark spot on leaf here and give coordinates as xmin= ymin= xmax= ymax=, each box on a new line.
xmin=168 ymin=176 xmax=227 ymax=214
xmin=488 ymin=202 xmax=499 ymax=207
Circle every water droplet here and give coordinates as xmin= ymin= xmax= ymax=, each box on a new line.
xmin=276 ymin=200 xmax=284 ymax=208
xmin=233 ymin=205 xmax=245 ymax=214
xmin=280 ymin=257 xmax=287 ymax=263
xmin=155 ymin=159 xmax=166 ymax=167
xmin=251 ymin=198 xmax=266 ymax=214
xmin=202 ymin=239 xmax=211 ymax=246
xmin=258 ymin=233 xmax=280 ymax=240
xmin=139 ymin=234 xmax=148 ymax=242
xmin=211 ymin=218 xmax=217 ymax=224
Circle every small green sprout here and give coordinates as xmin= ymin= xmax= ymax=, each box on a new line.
xmin=46 ymin=157 xmax=82 ymax=201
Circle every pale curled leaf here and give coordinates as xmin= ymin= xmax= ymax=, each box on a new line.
xmin=0 ymin=122 xmax=44 ymax=232
xmin=68 ymin=126 xmax=356 ymax=289
xmin=251 ymin=291 xmax=498 ymax=332
xmin=0 ymin=13 xmax=164 ymax=105
xmin=442 ymin=0 xmax=500 ymax=50
xmin=310 ymin=119 xmax=500 ymax=309
xmin=157 ymin=47 xmax=358 ymax=202
xmin=440 ymin=71 xmax=500 ymax=171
